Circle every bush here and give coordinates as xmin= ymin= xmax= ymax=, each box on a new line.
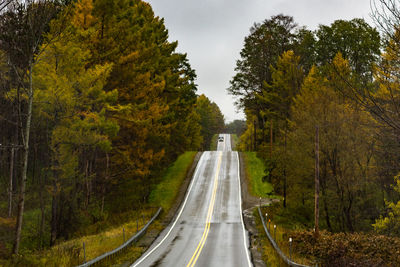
xmin=292 ymin=230 xmax=400 ymax=266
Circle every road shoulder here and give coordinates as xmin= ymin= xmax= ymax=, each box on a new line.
xmin=239 ymin=151 xmax=267 ymax=267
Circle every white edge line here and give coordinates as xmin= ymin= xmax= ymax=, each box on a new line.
xmin=236 ymin=148 xmax=253 ymax=267
xmin=131 ymin=153 xmax=206 ymax=267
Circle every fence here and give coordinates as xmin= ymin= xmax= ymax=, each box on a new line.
xmin=257 ymin=206 xmax=311 ymax=267
xmin=77 ymin=207 xmax=162 ymax=267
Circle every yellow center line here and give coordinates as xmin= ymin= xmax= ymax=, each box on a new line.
xmin=186 ymin=151 xmax=223 ymax=267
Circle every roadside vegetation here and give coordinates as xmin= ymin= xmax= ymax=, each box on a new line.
xmin=149 ymin=152 xmax=198 ymax=212
xmin=210 ymin=134 xmax=218 ymax=150
xmin=230 ymin=134 xmax=239 ymax=150
xmin=243 ymin=152 xmax=273 ymax=198
xmin=231 ymin=2 xmax=400 ymax=265
xmin=0 ymin=150 xmax=198 ymax=266
xmin=0 ymin=0 xmax=225 ymax=263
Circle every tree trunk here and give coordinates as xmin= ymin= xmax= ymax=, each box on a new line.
xmin=315 ymin=126 xmax=320 ymax=237
xmin=283 ymin=128 xmax=287 ymax=208
xmin=50 ymin=178 xmax=58 ymax=246
xmin=8 ymin=147 xmax=14 ymax=218
xmin=270 ymin=121 xmax=273 ymax=158
xmin=101 ymin=153 xmax=109 ymax=214
xmin=85 ymin=160 xmax=89 ymax=209
xmin=38 ymin=171 xmax=46 ymax=249
xmin=13 ymin=64 xmax=33 ymax=255
xmin=253 ymin=119 xmax=257 ymax=151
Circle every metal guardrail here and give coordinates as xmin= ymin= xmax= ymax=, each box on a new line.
xmin=77 ymin=207 xmax=162 ymax=267
xmin=258 ymin=206 xmax=311 ymax=267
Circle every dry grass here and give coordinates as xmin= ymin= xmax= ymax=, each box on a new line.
xmin=255 ymin=207 xmax=315 ymax=266
xmin=1 ymin=209 xmax=157 ymax=267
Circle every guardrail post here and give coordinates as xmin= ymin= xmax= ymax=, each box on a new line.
xmin=289 ymin=237 xmax=292 ymax=260
xmin=274 ymin=225 xmax=276 ymax=240
xmin=136 ymin=218 xmax=139 ymax=232
xmin=83 ymin=242 xmax=86 ymax=263
xmin=123 ymin=227 xmax=125 ymax=243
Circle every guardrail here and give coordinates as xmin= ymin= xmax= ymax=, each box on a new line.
xmin=257 ymin=206 xmax=311 ymax=267
xmin=77 ymin=207 xmax=162 ymax=267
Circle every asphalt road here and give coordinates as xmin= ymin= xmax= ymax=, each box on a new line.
xmin=131 ymin=134 xmax=252 ymax=267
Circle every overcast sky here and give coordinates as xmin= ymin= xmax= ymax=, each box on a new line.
xmin=145 ymin=0 xmax=374 ymax=122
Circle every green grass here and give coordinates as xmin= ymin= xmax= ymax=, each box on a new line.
xmin=210 ymin=134 xmax=218 ymax=150
xmin=149 ymin=151 xmax=197 ymax=211
xmin=243 ymin=152 xmax=273 ymax=197
xmin=231 ymin=134 xmax=239 ymax=150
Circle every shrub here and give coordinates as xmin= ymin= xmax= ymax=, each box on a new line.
xmin=292 ymin=230 xmax=400 ymax=266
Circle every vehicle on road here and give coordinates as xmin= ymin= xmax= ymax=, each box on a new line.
xmin=218 ymin=136 xmax=224 ymax=142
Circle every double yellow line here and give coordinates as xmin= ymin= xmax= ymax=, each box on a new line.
xmin=186 ymin=152 xmax=223 ymax=267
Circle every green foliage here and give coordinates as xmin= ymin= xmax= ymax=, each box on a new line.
xmin=374 ymin=174 xmax=400 ymax=236
xmin=225 ymin=120 xmax=246 ymax=136
xmin=195 ymin=94 xmax=225 ymax=150
xmin=230 ymin=134 xmax=239 ymax=151
xmin=315 ymin=18 xmax=380 ymax=81
xmin=228 ymin=14 xmax=297 ymax=111
xmin=209 ymin=134 xmax=218 ymax=151
xmin=287 ymin=56 xmax=379 ymax=232
xmin=0 ymin=0 xmax=223 ymax=256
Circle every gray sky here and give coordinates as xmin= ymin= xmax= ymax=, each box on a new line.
xmin=145 ymin=0 xmax=374 ymax=122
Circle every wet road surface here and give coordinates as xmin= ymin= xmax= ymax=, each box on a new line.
xmin=131 ymin=134 xmax=252 ymax=267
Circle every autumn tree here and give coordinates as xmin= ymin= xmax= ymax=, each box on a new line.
xmin=228 ymin=14 xmax=297 ymax=140
xmin=195 ymin=94 xmax=225 ymax=150
xmin=0 ymin=0 xmax=61 ymax=254
xmin=288 ymin=55 xmax=378 ymax=231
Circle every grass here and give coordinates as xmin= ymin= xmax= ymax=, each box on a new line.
xmin=1 ymin=151 xmax=198 ymax=266
xmin=210 ymin=134 xmax=218 ymax=150
xmin=243 ymin=152 xmax=273 ymax=197
xmin=149 ymin=151 xmax=197 ymax=212
xmin=231 ymin=134 xmax=239 ymax=150
xmin=256 ymin=206 xmax=314 ymax=266
xmin=0 ymin=209 xmax=158 ymax=267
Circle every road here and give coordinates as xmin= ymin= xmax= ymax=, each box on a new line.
xmin=131 ymin=134 xmax=252 ymax=267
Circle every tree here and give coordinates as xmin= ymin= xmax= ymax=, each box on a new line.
xmin=0 ymin=0 xmax=60 ymax=254
xmin=287 ymin=55 xmax=377 ymax=232
xmin=63 ymin=0 xmax=200 ymax=207
xmin=225 ymin=120 xmax=246 ymax=136
xmin=228 ymin=14 xmax=297 ymax=117
xmin=315 ymin=18 xmax=380 ymax=82
xmin=374 ymin=174 xmax=400 ymax=236
xmin=195 ymin=94 xmax=225 ymax=150
xmin=33 ymin=18 xmax=120 ymax=241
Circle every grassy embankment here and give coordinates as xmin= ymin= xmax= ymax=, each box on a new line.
xmin=1 ymin=152 xmax=197 ymax=266
xmin=148 ymin=151 xmax=197 ymax=212
xmin=243 ymin=152 xmax=312 ymax=266
xmin=231 ymin=134 xmax=238 ymax=150
xmin=210 ymin=134 xmax=218 ymax=150
xmin=243 ymin=152 xmax=273 ymax=197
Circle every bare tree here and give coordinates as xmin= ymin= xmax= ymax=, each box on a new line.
xmin=0 ymin=0 xmax=59 ymax=254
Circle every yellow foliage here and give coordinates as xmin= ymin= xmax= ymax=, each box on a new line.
xmin=71 ymin=0 xmax=94 ymax=29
